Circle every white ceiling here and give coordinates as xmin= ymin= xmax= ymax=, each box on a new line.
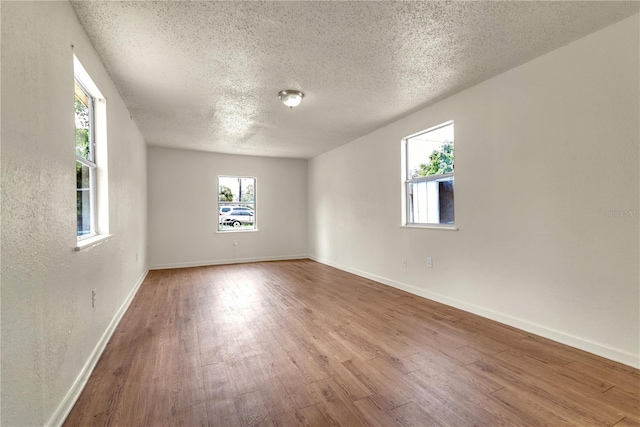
xmin=71 ymin=1 xmax=639 ymax=159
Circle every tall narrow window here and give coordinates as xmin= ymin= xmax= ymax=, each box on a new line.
xmin=74 ymin=55 xmax=107 ymax=241
xmin=75 ymin=79 xmax=95 ymax=237
xmin=218 ymin=176 xmax=257 ymax=231
xmin=404 ymin=121 xmax=455 ymax=226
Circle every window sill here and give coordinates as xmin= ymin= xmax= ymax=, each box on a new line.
xmin=216 ymin=228 xmax=259 ymax=234
xmin=401 ymin=224 xmax=458 ymax=231
xmin=75 ymin=234 xmax=112 ymax=251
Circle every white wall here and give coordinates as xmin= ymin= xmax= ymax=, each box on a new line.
xmin=1 ymin=2 xmax=148 ymax=426
xmin=148 ymin=147 xmax=307 ymax=268
xmin=309 ymin=15 xmax=640 ymax=367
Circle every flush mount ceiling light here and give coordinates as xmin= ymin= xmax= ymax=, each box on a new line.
xmin=278 ymin=90 xmax=304 ymax=108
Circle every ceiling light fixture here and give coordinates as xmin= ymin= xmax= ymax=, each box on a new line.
xmin=278 ymin=90 xmax=304 ymax=108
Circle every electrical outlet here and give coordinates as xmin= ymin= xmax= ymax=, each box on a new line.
xmin=136 ymin=252 xmax=139 ymax=261
xmin=91 ymin=289 xmax=97 ymax=308
xmin=427 ymin=257 xmax=433 ymax=268
xmin=402 ymin=259 xmax=407 ymax=268
xmin=233 ymin=239 xmax=238 ymax=246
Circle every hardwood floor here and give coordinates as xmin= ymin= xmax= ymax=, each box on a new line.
xmin=64 ymin=259 xmax=639 ymax=426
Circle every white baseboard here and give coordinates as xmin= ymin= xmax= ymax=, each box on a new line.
xmin=309 ymin=256 xmax=640 ymax=369
xmin=149 ymin=254 xmax=308 ymax=270
xmin=46 ymin=268 xmax=150 ymax=427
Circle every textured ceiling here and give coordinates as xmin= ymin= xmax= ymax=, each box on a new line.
xmin=71 ymin=1 xmax=639 ymax=159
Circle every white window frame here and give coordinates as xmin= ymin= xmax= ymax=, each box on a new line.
xmin=75 ymin=79 xmax=97 ymax=240
xmin=217 ymin=175 xmax=257 ymax=232
xmin=403 ymin=120 xmax=456 ymax=229
xmin=74 ymin=55 xmax=109 ymax=247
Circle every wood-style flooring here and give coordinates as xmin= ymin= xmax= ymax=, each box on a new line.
xmin=64 ymin=259 xmax=640 ymax=426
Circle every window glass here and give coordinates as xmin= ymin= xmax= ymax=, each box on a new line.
xmin=75 ymin=81 xmax=92 ymax=161
xmin=76 ymin=161 xmax=93 ymax=237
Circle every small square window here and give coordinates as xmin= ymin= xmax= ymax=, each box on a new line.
xmin=218 ymin=176 xmax=256 ymax=231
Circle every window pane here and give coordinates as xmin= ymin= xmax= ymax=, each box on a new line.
xmin=77 ymin=161 xmax=93 ymax=236
xmin=75 ymin=81 xmax=91 ymax=161
xmin=408 ymin=177 xmax=454 ymax=225
xmin=407 ymin=122 xmax=454 ymax=179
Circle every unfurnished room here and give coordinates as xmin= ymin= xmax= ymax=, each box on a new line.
xmin=1 ymin=1 xmax=639 ymax=426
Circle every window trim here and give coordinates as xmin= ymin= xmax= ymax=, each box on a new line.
xmin=74 ymin=55 xmax=107 ymax=242
xmin=403 ymin=120 xmax=455 ymax=227
xmin=217 ymin=175 xmax=257 ymax=232
xmin=75 ymin=234 xmax=113 ymax=251
xmin=75 ymin=79 xmax=97 ymax=240
xmin=406 ymin=171 xmax=454 ymax=184
xmin=401 ymin=224 xmax=458 ymax=231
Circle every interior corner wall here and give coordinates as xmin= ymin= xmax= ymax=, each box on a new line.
xmin=147 ymin=147 xmax=308 ymax=269
xmin=1 ymin=2 xmax=148 ymax=426
xmin=308 ymin=15 xmax=640 ymax=367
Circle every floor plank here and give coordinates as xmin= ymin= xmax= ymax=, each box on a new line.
xmin=63 ymin=260 xmax=640 ymax=426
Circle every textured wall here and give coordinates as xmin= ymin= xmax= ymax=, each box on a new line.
xmin=309 ymin=15 xmax=640 ymax=367
xmin=147 ymin=147 xmax=307 ymax=268
xmin=1 ymin=2 xmax=148 ymax=425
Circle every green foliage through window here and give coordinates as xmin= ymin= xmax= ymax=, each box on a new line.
xmin=241 ymin=184 xmax=254 ymax=203
xmin=219 ymin=185 xmax=233 ymax=201
xmin=411 ymin=141 xmax=454 ymax=178
xmin=75 ymin=92 xmax=90 ymax=160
